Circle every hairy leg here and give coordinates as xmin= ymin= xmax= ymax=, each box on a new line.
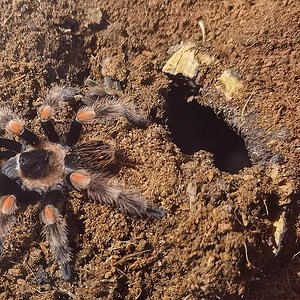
xmin=40 ymin=191 xmax=72 ymax=280
xmin=66 ymin=79 xmax=149 ymax=147
xmin=0 ymin=174 xmax=39 ymax=255
xmin=0 ymin=150 xmax=16 ymax=159
xmin=0 ymin=137 xmax=22 ymax=153
xmin=38 ymin=86 xmax=79 ymax=143
xmin=0 ymin=107 xmax=40 ymax=145
xmin=76 ymin=95 xmax=150 ymax=128
xmin=0 ymin=195 xmax=18 ymax=254
xmin=67 ymin=169 xmax=165 ymax=218
xmin=0 ymin=174 xmax=20 ymax=196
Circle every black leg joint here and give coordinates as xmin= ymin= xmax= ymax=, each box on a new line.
xmin=41 ymin=120 xmax=60 ymax=143
xmin=20 ymin=128 xmax=40 ymax=146
xmin=0 ymin=137 xmax=22 ymax=152
xmin=40 ymin=190 xmax=62 ymax=208
xmin=66 ymin=120 xmax=82 ymax=147
xmin=0 ymin=174 xmax=20 ymax=196
xmin=0 ymin=150 xmax=16 ymax=160
xmin=65 ymin=173 xmax=74 ymax=189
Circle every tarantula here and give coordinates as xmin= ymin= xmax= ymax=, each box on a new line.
xmin=0 ymin=79 xmax=165 ymax=280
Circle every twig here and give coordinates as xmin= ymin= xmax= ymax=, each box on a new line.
xmin=183 ymin=293 xmax=193 ymax=300
xmin=98 ymin=278 xmax=116 ymax=283
xmin=23 ymin=263 xmax=36 ymax=278
xmin=114 ymin=249 xmax=151 ymax=265
xmin=59 ymin=288 xmax=77 ymax=299
xmin=187 ymin=180 xmax=197 ymax=210
xmin=0 ymin=74 xmax=26 ymax=88
xmin=243 ymin=241 xmax=263 ymax=272
xmin=2 ymin=11 xmax=14 ymax=26
xmin=28 ymin=284 xmax=42 ymax=294
xmin=243 ymin=241 xmax=252 ymax=268
xmin=116 ymin=267 xmax=127 ymax=277
xmin=241 ymin=89 xmax=256 ymax=120
xmin=263 ymin=199 xmax=269 ymax=216
xmin=198 ymin=20 xmax=206 ymax=42
xmin=290 ymin=250 xmax=300 ymax=263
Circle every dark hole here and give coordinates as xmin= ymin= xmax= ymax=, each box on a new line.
xmin=262 ymin=192 xmax=281 ymax=221
xmin=165 ymin=79 xmax=252 ymax=174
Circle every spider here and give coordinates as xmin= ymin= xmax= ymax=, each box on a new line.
xmin=0 ymin=79 xmax=165 ymax=280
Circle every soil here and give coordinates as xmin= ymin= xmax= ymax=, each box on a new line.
xmin=0 ymin=0 xmax=299 ymax=299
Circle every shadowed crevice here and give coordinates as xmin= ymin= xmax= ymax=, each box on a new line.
xmin=165 ymin=80 xmax=252 ymax=174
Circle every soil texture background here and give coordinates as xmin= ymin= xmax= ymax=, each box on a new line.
xmin=0 ymin=0 xmax=299 ymax=299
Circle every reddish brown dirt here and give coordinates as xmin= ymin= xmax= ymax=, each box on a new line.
xmin=0 ymin=0 xmax=299 ymax=299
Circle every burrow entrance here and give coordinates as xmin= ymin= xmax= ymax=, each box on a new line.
xmin=165 ymin=79 xmax=252 ymax=174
